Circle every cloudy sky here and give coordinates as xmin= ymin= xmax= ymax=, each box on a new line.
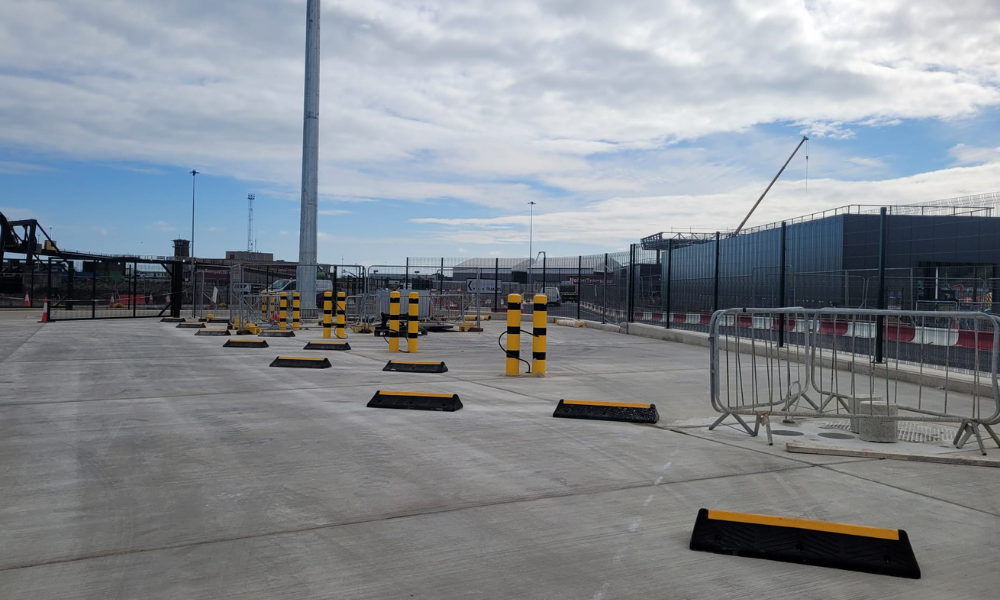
xmin=2 ymin=0 xmax=999 ymax=263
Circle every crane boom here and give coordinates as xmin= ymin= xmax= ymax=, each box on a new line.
xmin=732 ymin=135 xmax=808 ymax=236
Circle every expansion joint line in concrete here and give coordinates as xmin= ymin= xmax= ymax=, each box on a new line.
xmin=0 ymin=464 xmax=813 ymax=574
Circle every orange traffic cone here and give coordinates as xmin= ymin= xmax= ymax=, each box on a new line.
xmin=24 ymin=292 xmax=30 ymax=307
xmin=41 ymin=297 xmax=49 ymax=323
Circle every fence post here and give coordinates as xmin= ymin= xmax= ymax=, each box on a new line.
xmin=665 ymin=240 xmax=673 ymax=329
xmin=602 ymin=253 xmax=608 ymax=324
xmin=713 ymin=231 xmax=721 ymax=313
xmin=627 ymin=243 xmax=635 ymax=322
xmin=778 ymin=221 xmax=787 ymax=347
xmin=133 ymin=261 xmax=138 ymax=318
xmin=875 ymin=207 xmax=888 ymax=363
xmin=494 ymin=257 xmax=500 ymax=313
xmin=439 ymin=257 xmax=444 ymax=293
xmin=405 ymin=257 xmax=409 ymax=290
xmin=333 ymin=265 xmax=338 ymax=298
xmin=576 ymin=255 xmax=582 ymax=320
xmin=542 ymin=254 xmax=547 ymax=291
xmin=91 ymin=267 xmax=97 ymax=318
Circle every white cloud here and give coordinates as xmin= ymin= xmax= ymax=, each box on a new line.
xmin=0 ymin=161 xmax=52 ymax=175
xmin=949 ymin=144 xmax=1000 ymax=166
xmin=414 ymin=161 xmax=1000 ymax=247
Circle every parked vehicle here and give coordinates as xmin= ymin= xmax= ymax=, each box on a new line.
xmin=544 ymin=286 xmax=562 ymax=307
xmin=267 ymin=279 xmax=334 ymax=306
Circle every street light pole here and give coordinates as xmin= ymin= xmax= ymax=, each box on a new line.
xmin=528 ymin=201 xmax=536 ymax=289
xmin=190 ymin=169 xmax=199 ymax=318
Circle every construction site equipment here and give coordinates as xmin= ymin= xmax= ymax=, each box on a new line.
xmin=708 ymin=307 xmax=1000 ymax=454
xmin=732 ymin=136 xmax=808 ymax=236
xmin=367 ymin=390 xmax=463 ymax=412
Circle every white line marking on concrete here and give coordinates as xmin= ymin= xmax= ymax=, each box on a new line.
xmin=644 ymin=494 xmax=654 ymax=506
xmin=628 ymin=519 xmax=641 ymax=532
xmin=592 ymin=582 xmax=609 ymax=600
xmin=662 ymin=461 xmax=672 ymax=470
xmin=654 ymin=476 xmax=663 ymax=485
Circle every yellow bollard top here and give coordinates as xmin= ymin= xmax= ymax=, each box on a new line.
xmin=390 ymin=291 xmax=400 ymax=298
xmin=534 ymin=294 xmax=547 ymax=305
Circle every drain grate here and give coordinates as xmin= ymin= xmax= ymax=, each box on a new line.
xmin=819 ymin=421 xmax=954 ymax=444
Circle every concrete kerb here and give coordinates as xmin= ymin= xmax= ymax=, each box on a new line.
xmin=549 ymin=317 xmax=994 ymax=399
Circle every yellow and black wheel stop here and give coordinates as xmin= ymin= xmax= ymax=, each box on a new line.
xmin=383 ymin=360 xmax=448 ymax=373
xmin=367 ymin=390 xmax=462 ymax=412
xmin=260 ymin=330 xmax=295 ymax=338
xmin=552 ymin=399 xmax=659 ymax=424
xmin=161 ymin=317 xmax=185 ymax=323
xmin=196 ymin=328 xmax=231 ymax=336
xmin=269 ymin=356 xmax=332 ymax=369
xmin=177 ymin=322 xmax=205 ymax=329
xmin=304 ymin=341 xmax=351 ymax=351
xmin=224 ymin=338 xmax=269 ymax=348
xmin=689 ymin=508 xmax=920 ymax=579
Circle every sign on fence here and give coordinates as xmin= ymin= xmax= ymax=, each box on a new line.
xmin=467 ymin=279 xmax=502 ymax=294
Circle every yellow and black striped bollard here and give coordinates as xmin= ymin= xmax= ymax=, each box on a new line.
xmin=389 ymin=291 xmax=401 ymax=353
xmin=407 ymin=292 xmax=419 ymax=353
xmin=279 ymin=292 xmax=288 ymax=331
xmin=533 ymin=294 xmax=547 ymax=377
xmin=323 ymin=291 xmax=333 ymax=339
xmin=292 ymin=292 xmax=301 ymax=331
xmin=261 ymin=292 xmax=268 ymax=323
xmin=505 ymin=293 xmax=521 ymax=376
xmin=336 ymin=291 xmax=347 ymax=339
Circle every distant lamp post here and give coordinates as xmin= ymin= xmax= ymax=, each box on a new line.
xmin=190 ymin=169 xmax=199 ymax=317
xmin=528 ymin=201 xmax=537 ymax=289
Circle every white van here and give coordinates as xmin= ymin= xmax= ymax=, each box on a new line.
xmin=267 ymin=279 xmax=334 ymax=294
xmin=268 ymin=279 xmax=334 ymax=305
xmin=544 ymin=286 xmax=562 ymax=307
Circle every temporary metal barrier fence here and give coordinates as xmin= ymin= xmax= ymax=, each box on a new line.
xmin=708 ymin=307 xmax=1000 ymax=454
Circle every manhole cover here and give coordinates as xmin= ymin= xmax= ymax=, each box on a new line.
xmin=770 ymin=430 xmax=804 ymax=436
xmin=818 ymin=432 xmax=856 ymax=440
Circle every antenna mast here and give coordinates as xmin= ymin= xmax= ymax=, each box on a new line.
xmin=247 ymin=194 xmax=255 ymax=252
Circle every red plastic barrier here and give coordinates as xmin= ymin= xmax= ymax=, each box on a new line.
xmin=956 ymin=329 xmax=995 ymax=350
xmin=883 ymin=324 xmax=915 ymax=342
xmin=818 ymin=321 xmax=849 ymax=336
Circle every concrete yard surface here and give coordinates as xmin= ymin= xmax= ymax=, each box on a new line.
xmin=1 ymin=313 xmax=999 ymax=598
